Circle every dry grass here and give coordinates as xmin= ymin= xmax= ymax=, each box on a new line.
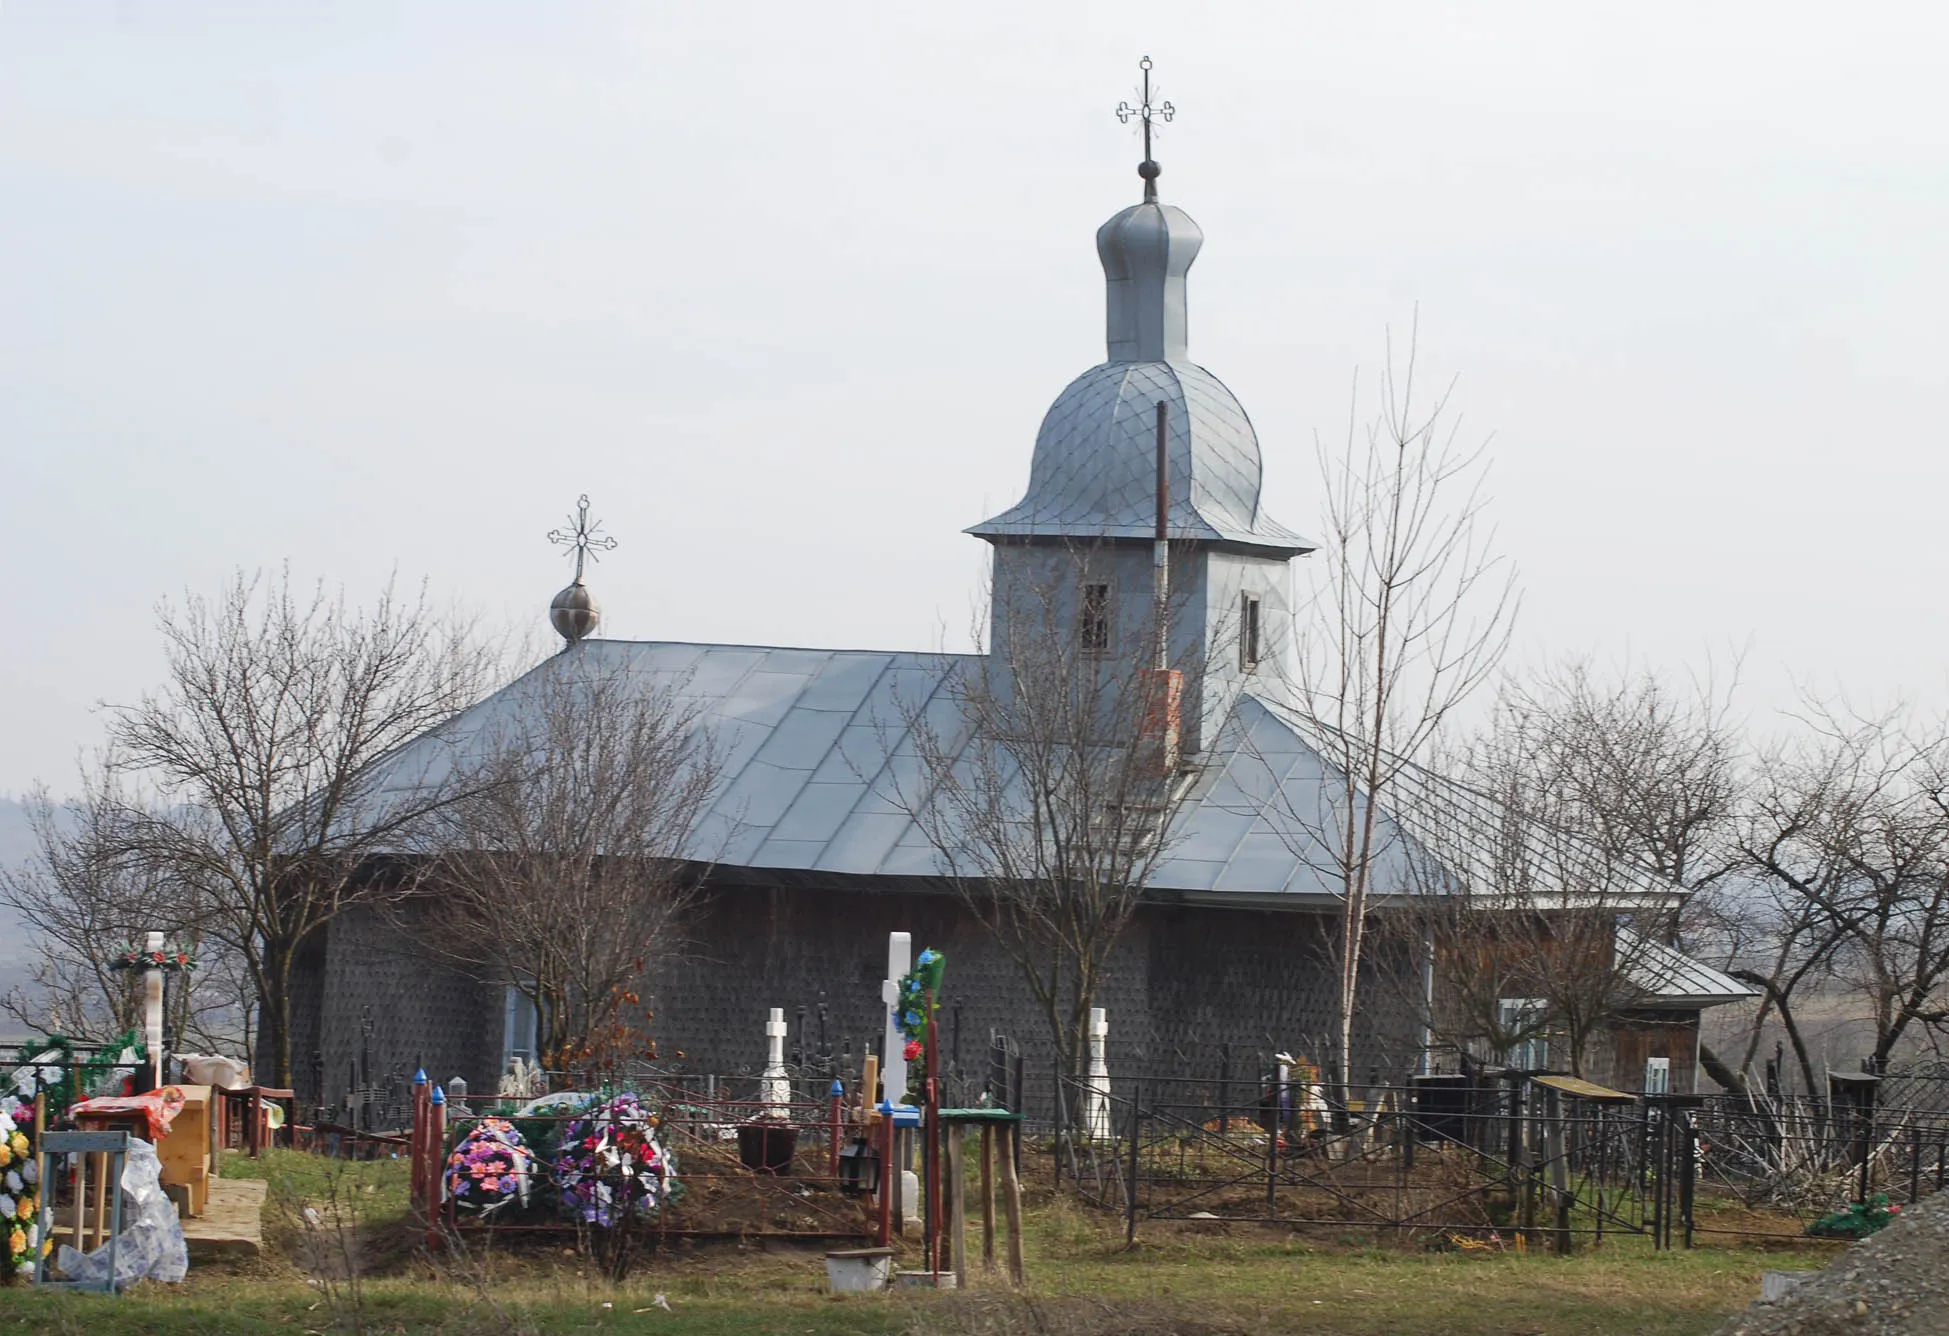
xmin=0 ymin=1151 xmax=1838 ymax=1335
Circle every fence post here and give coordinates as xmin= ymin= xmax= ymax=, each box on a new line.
xmin=1676 ymin=1109 xmax=1696 ymax=1249
xmin=1053 ymin=1064 xmax=1066 ymax=1189
xmin=1265 ymin=1080 xmax=1280 ymax=1222
xmin=1125 ymin=1080 xmax=1143 ymax=1246
xmin=424 ymin=1084 xmax=446 ymax=1254
xmin=1217 ymin=1043 xmax=1230 ymax=1136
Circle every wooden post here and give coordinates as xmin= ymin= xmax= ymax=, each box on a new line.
xmin=424 ymin=1089 xmax=446 ymax=1254
xmin=980 ymin=1124 xmax=996 ymax=1271
xmin=925 ymin=995 xmax=941 ymax=1281
xmin=1545 ymin=1087 xmax=1572 ymax=1255
xmin=875 ymin=1111 xmax=894 ymax=1249
xmin=89 ymin=1150 xmax=108 ymax=1250
xmin=409 ymin=1079 xmax=428 ymax=1212
xmin=71 ymin=1147 xmax=87 ymax=1255
xmin=828 ymin=1080 xmax=844 ymax=1180
xmin=947 ymin=1125 xmax=968 ymax=1285
xmin=996 ymin=1123 xmax=1026 ymax=1286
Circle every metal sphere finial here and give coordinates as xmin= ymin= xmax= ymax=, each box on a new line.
xmin=545 ymin=494 xmax=617 ymax=648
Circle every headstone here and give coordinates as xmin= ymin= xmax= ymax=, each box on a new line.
xmin=879 ymin=932 xmax=913 ymax=1108
xmin=761 ymin=1007 xmax=790 ymax=1115
xmin=1084 ymin=1007 xmax=1112 ymax=1140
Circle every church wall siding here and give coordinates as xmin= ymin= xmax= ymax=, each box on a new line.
xmin=312 ymin=904 xmax=503 ymax=1117
xmin=288 ymin=883 xmax=1427 ymax=1121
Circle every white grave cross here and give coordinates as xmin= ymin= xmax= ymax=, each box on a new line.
xmin=142 ymin=929 xmax=166 ymax=1086
xmin=880 ymin=931 xmax=912 ymax=1107
xmin=1084 ymin=1006 xmax=1113 ymax=1140
xmin=761 ymin=1007 xmax=790 ymax=1115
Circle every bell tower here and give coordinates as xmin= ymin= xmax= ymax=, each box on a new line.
xmin=967 ymin=60 xmax=1314 ymax=755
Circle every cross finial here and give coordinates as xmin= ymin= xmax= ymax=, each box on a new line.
xmin=1114 ymin=55 xmax=1175 ymax=201
xmin=547 ymin=493 xmax=618 ymax=584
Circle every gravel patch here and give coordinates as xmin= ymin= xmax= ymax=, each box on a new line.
xmin=1717 ymin=1198 xmax=1949 ymax=1336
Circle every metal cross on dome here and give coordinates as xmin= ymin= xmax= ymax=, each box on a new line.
xmin=1115 ymin=55 xmax=1175 ymax=180
xmin=547 ymin=493 xmax=618 ymax=584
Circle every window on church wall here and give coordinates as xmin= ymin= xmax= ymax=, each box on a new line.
xmin=1079 ymin=581 xmax=1112 ymax=655
xmin=1498 ymin=997 xmax=1549 ymax=1071
xmin=503 ymin=986 xmax=539 ymax=1071
xmin=1239 ymin=592 xmax=1262 ymax=672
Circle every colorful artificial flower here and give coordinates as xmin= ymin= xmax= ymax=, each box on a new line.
xmin=554 ymin=1093 xmax=677 ymax=1228
xmin=903 ymin=1040 xmax=922 ymax=1061
xmin=443 ymin=1118 xmax=534 ymax=1216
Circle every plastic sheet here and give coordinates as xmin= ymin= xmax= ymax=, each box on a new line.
xmin=54 ymin=1138 xmax=188 ymax=1289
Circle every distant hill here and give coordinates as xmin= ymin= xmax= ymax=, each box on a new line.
xmin=0 ymin=797 xmax=40 ymax=977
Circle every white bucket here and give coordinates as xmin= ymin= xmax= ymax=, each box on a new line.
xmin=825 ymin=1248 xmax=895 ymax=1293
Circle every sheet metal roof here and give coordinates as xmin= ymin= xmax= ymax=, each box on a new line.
xmin=1618 ymin=930 xmax=1760 ymax=1008
xmin=354 ymin=640 xmax=1707 ymax=924
xmin=355 ymin=640 xmax=1439 ymax=899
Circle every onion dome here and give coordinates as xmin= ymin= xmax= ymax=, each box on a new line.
xmin=969 ymin=184 xmax=1311 ymax=558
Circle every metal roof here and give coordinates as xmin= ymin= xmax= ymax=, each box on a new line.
xmin=1617 ymin=930 xmax=1760 ymax=1008
xmin=968 ymin=361 xmax=1313 ymax=554
xmin=353 ymin=640 xmax=1432 ymax=900
xmin=968 ymin=193 xmax=1310 ymax=556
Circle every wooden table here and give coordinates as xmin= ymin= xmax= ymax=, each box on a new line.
xmin=71 ymin=1084 xmax=212 ymax=1218
xmin=937 ymin=1109 xmax=1025 ymax=1286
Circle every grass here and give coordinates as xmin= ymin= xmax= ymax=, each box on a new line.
xmin=0 ymin=1151 xmax=1832 ymax=1335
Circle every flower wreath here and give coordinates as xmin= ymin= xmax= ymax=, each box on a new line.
xmin=6 ymin=1032 xmax=145 ymax=1123
xmin=445 ymin=1118 xmax=534 ymax=1215
xmin=109 ymin=946 xmax=196 ymax=973
xmin=893 ymin=949 xmax=945 ymax=1095
xmin=554 ymin=1093 xmax=678 ymax=1228
xmin=0 ymin=1097 xmax=40 ymax=1282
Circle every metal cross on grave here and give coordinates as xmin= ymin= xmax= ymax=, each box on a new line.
xmin=547 ymin=493 xmax=619 ymax=584
xmin=1115 ymin=55 xmax=1175 ymax=193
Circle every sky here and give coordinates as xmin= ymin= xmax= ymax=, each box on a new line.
xmin=2 ymin=1 xmax=1947 ymax=795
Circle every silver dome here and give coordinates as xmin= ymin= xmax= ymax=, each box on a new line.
xmin=971 ymin=190 xmax=1311 ymax=556
xmin=969 ymin=360 xmax=1310 ymax=552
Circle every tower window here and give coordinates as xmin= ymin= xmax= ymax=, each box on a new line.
xmin=1079 ymin=582 xmax=1112 ymax=655
xmin=1239 ymin=593 xmax=1262 ymax=671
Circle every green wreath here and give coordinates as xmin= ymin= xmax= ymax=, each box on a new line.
xmin=892 ymin=949 xmax=944 ymax=1100
xmin=6 ymin=1031 xmax=146 ymax=1121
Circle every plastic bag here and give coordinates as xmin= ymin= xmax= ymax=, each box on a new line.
xmin=54 ymin=1138 xmax=188 ymax=1288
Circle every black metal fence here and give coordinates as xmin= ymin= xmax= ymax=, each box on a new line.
xmin=1053 ymin=1070 xmax=1949 ymax=1250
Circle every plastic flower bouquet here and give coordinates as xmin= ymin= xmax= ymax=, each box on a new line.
xmin=0 ymin=1098 xmax=40 ymax=1281
xmin=445 ymin=1118 xmax=534 ymax=1216
xmin=554 ymin=1093 xmax=676 ymax=1228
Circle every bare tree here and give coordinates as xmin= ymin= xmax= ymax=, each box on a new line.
xmin=421 ymin=653 xmax=720 ymax=1076
xmin=1286 ymin=326 xmax=1517 ymax=1093
xmin=1396 ymin=728 xmax=1683 ymax=1081
xmin=1480 ymin=661 xmax=1753 ymax=1088
xmin=902 ymin=545 xmax=1198 ymax=1089
xmin=106 ymin=570 xmax=494 ymax=1087
xmin=1739 ymin=704 xmax=1949 ymax=1089
xmin=0 ymin=774 xmax=240 ymax=1049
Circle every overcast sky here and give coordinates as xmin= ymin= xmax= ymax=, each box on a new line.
xmin=2 ymin=2 xmax=1946 ymax=795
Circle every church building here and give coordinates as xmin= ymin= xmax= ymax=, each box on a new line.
xmin=287 ymin=119 xmax=1748 ymax=1116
